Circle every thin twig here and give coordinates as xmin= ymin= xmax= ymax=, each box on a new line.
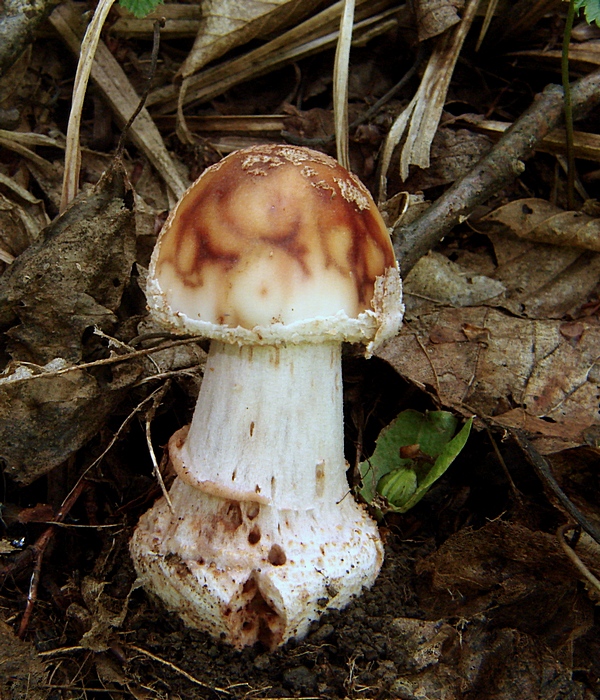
xmin=2 ymin=336 xmax=201 ymax=386
xmin=127 ymin=644 xmax=231 ymax=694
xmin=3 ymin=381 xmax=177 ymax=595
xmin=93 ymin=327 xmax=161 ymax=374
xmin=557 ymin=523 xmax=600 ymax=596
xmin=67 ymin=381 xmax=174 ymax=498
xmin=485 ymin=427 xmax=523 ymax=503
xmin=18 ymin=478 xmax=88 ymax=638
xmin=38 ymin=645 xmax=86 ymax=657
xmin=513 ymin=430 xmax=600 ymax=545
xmin=144 ymin=380 xmax=174 ymax=513
xmin=133 ymin=368 xmax=199 ymax=388
xmin=115 ymin=19 xmax=165 ymax=158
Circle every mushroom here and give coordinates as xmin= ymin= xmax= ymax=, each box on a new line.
xmin=130 ymin=144 xmax=404 ymax=649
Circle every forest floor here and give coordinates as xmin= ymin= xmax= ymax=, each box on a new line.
xmin=0 ymin=0 xmax=599 ymax=698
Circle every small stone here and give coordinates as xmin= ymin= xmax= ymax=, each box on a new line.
xmin=254 ymin=653 xmax=270 ymax=670
xmin=310 ymin=623 xmax=334 ymax=643
xmin=282 ymin=665 xmax=318 ymax=694
xmin=352 ymin=606 xmax=366 ymax=620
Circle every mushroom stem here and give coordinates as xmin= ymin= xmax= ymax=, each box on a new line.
xmin=131 ymin=340 xmax=383 ymax=648
xmin=180 ymin=341 xmax=348 ymax=507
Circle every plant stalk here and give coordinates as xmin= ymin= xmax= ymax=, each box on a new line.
xmin=562 ymin=0 xmax=576 ymax=209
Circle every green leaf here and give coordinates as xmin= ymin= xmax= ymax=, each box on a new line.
xmin=118 ymin=0 xmax=164 ymax=19
xmin=377 ymin=467 xmax=418 ymax=507
xmin=359 ymin=410 xmax=472 ymax=514
xmin=394 ymin=418 xmax=472 ymax=513
xmin=574 ymin=0 xmax=600 ymax=26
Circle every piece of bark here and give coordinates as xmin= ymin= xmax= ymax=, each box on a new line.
xmin=0 ymin=0 xmax=57 ymax=77
xmin=412 ymin=0 xmax=464 ymax=41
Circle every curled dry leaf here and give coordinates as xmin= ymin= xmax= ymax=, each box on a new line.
xmin=378 ymin=307 xmax=600 ymax=454
xmin=387 ymin=620 xmax=581 ymax=699
xmin=384 ymin=545 xmax=588 ymax=700
xmin=79 ymin=574 xmax=138 ymax=652
xmin=404 ymin=251 xmax=506 ymax=307
xmin=0 ymin=167 xmax=142 ymax=484
xmin=481 ymin=197 xmax=600 ymax=252
xmin=179 ymin=0 xmax=324 ymax=79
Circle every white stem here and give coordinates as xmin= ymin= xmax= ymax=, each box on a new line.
xmin=177 ymin=341 xmax=347 ymax=509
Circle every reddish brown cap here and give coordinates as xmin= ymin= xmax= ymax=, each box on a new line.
xmin=147 ymin=144 xmax=403 ymax=351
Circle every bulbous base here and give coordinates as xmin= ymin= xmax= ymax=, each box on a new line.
xmin=130 ymin=477 xmax=383 ymax=649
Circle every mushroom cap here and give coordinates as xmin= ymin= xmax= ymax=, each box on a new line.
xmin=148 ymin=144 xmax=403 ymax=351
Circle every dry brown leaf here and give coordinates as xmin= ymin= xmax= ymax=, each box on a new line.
xmin=512 ymin=41 xmax=600 ymax=69
xmin=388 ymin=627 xmax=577 ymax=700
xmin=413 ymin=0 xmax=464 ymax=41
xmin=0 ymin=620 xmax=47 ymax=700
xmin=404 ymin=251 xmax=506 ymax=306
xmin=458 ymin=115 xmax=600 ymax=163
xmin=495 ymin=0 xmax=560 ymax=42
xmin=0 ymin=44 xmax=31 ymax=104
xmin=0 ymin=168 xmax=50 ymax=262
xmin=0 ymin=167 xmax=142 ymax=484
xmin=480 ymin=220 xmax=600 ymax=321
xmin=80 ymin=574 xmax=137 ymax=651
xmin=179 ymin=0 xmax=324 ymax=79
xmin=384 ymin=524 xmax=589 ymax=700
xmin=0 ymin=192 xmax=34 ymax=265
xmin=416 ymin=520 xmax=593 ymax=643
xmin=150 ymin=0 xmax=400 ymax=115
xmin=378 ymin=0 xmax=480 ymax=195
xmin=444 ymin=224 xmax=600 ymax=320
xmin=378 ymin=307 xmax=600 ymax=453
xmin=481 ymin=198 xmax=600 ymax=252
xmin=405 ymin=127 xmax=493 ymax=190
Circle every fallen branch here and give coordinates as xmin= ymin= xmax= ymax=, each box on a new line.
xmin=393 ymin=67 xmax=600 ymax=275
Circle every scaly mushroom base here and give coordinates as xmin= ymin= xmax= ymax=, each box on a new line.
xmin=131 ymin=479 xmax=382 ymax=648
xmin=131 ymin=341 xmax=384 ymax=648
